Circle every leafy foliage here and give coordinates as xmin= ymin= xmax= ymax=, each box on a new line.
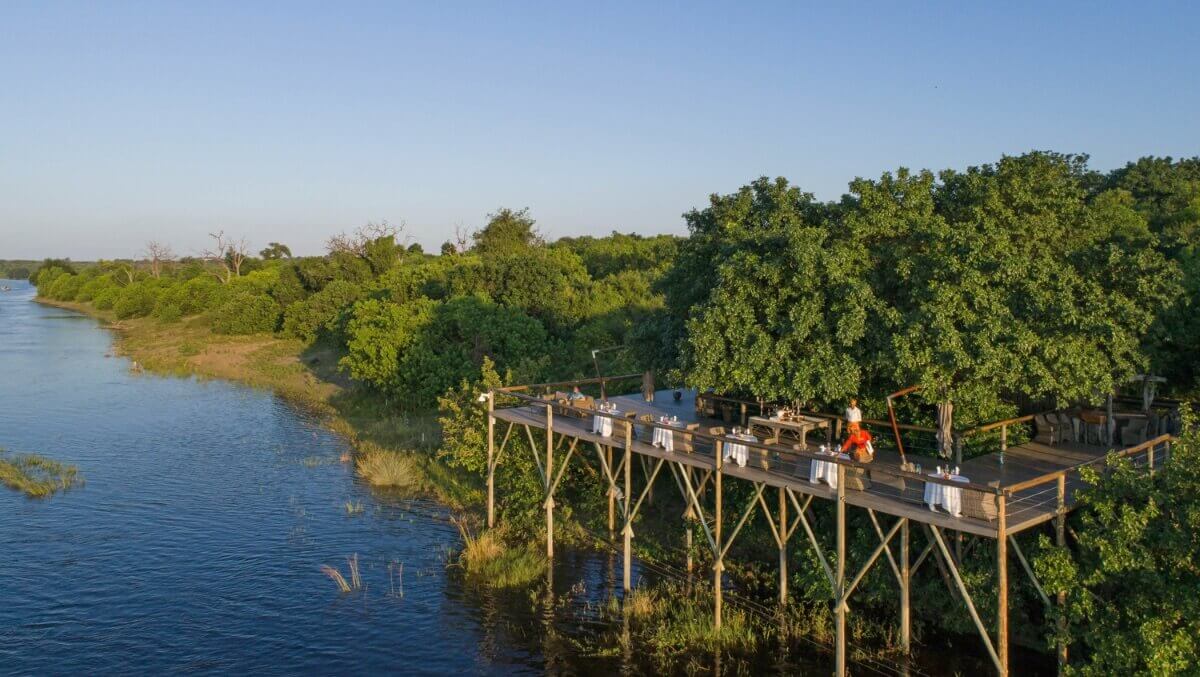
xmin=1035 ymin=410 xmax=1200 ymax=675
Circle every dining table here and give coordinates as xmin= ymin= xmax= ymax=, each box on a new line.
xmin=592 ymin=407 xmax=618 ymax=437
xmin=723 ymin=433 xmax=755 ymax=468
xmin=652 ymin=417 xmax=684 ymax=452
xmin=923 ymin=473 xmax=969 ymax=517
xmin=809 ymin=448 xmax=849 ymax=489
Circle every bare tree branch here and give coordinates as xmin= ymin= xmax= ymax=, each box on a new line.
xmin=202 ymin=231 xmax=249 ymax=284
xmin=144 ymin=240 xmax=175 ymax=278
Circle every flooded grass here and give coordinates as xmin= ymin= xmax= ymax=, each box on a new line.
xmin=321 ymin=554 xmax=363 ymax=593
xmin=0 ymin=449 xmax=83 ymax=498
xmin=354 ymin=443 xmax=424 ymax=492
xmin=452 ymin=519 xmax=547 ymax=588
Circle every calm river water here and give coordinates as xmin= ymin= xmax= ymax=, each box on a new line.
xmin=0 ymin=279 xmax=1031 ymax=675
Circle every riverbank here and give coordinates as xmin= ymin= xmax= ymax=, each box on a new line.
xmin=34 ymin=297 xmax=479 ymax=510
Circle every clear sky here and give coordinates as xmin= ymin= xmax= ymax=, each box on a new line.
xmin=2 ymin=1 xmax=1197 ymax=260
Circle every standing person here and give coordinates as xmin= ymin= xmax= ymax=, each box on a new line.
xmin=845 ymin=398 xmax=863 ymax=434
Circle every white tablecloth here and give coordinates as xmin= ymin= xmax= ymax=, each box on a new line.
xmin=810 ymin=453 xmax=849 ymax=488
xmin=723 ymin=434 xmax=755 ymax=467
xmin=592 ymin=412 xmax=617 ymax=437
xmin=923 ymin=474 xmax=969 ymax=517
xmin=652 ymin=420 xmax=683 ymax=451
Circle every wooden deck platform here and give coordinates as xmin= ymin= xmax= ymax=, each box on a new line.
xmin=492 ymin=389 xmax=1146 ymax=538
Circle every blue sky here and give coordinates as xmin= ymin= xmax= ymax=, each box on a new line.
xmin=2 ymin=1 xmax=1197 ymax=259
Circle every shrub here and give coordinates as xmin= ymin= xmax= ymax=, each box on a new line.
xmin=93 ymin=286 xmax=120 ymax=310
xmin=47 ymin=273 xmax=83 ymax=301
xmin=113 ymin=282 xmax=160 ymax=319
xmin=77 ymin=275 xmax=115 ymax=302
xmin=281 ymin=280 xmax=364 ymax=343
xmin=211 ymin=292 xmax=281 ymax=335
xmin=152 ymin=302 xmax=183 ymax=323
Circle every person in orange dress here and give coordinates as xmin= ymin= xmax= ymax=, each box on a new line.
xmin=841 ymin=424 xmax=874 ymax=463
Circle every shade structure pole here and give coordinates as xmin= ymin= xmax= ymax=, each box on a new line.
xmin=545 ymin=404 xmax=554 ymax=559
xmin=486 ymin=392 xmax=495 ymax=528
xmin=713 ymin=439 xmax=724 ymax=630
xmin=835 ymin=463 xmax=846 ymax=677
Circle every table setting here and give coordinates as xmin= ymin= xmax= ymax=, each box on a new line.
xmin=592 ymin=402 xmax=620 ymax=437
xmin=923 ymin=465 xmax=969 ymax=517
xmin=651 ymin=415 xmax=684 ymax=452
xmin=723 ymin=427 xmax=756 ymax=467
xmin=809 ymin=444 xmax=850 ymax=489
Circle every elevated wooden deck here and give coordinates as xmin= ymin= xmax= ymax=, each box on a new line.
xmin=486 ymin=381 xmax=1176 ymax=677
xmin=493 ymin=389 xmax=1153 ymax=538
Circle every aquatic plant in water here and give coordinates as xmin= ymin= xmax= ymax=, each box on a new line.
xmin=0 ymin=449 xmax=83 ymax=498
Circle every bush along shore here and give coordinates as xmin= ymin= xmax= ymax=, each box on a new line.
xmin=27 ymin=153 xmax=1200 ymax=673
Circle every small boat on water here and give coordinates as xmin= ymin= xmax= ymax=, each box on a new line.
xmin=0 ymin=285 xmax=11 ymax=291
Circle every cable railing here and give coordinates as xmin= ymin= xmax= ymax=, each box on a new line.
xmin=492 ymin=380 xmax=1180 ymax=534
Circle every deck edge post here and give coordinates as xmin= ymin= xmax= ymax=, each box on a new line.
xmin=623 ymin=422 xmax=632 ymax=591
xmin=1056 ymin=474 xmax=1068 ymax=672
xmin=997 ymin=493 xmax=1009 ymax=676
xmin=607 ymin=445 xmax=615 ymax=537
xmin=714 ymin=439 xmax=724 ymax=630
xmin=779 ymin=485 xmax=788 ymax=606
xmin=486 ymin=391 xmax=495 ymax=528
xmin=901 ymin=517 xmax=910 ymax=653
xmin=835 ymin=463 xmax=846 ymax=677
xmin=545 ymin=404 xmax=554 ymax=560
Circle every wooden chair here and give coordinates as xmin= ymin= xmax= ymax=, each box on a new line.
xmin=790 ymin=446 xmax=812 ymax=480
xmin=843 ymin=466 xmax=871 ymax=491
xmin=678 ymin=423 xmax=700 ymax=453
xmin=1120 ymin=418 xmax=1149 ymax=447
xmin=1033 ymin=414 xmax=1057 ymax=445
xmin=1056 ymin=412 xmax=1076 ymax=443
xmin=961 ymin=481 xmax=1002 ymax=522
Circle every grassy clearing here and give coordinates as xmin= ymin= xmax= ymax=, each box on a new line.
xmin=0 ymin=449 xmax=84 ymax=498
xmin=452 ymin=519 xmax=547 ymax=588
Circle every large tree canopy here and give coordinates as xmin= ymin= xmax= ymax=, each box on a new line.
xmin=674 ymin=154 xmax=1182 ymax=423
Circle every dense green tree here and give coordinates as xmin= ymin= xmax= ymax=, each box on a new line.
xmin=472 ymin=207 xmax=540 ymax=254
xmin=259 ymin=242 xmax=293 ymax=259
xmin=1035 ymin=411 xmax=1200 ymax=675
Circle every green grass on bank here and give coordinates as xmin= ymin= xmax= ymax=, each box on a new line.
xmin=0 ymin=449 xmax=83 ymax=498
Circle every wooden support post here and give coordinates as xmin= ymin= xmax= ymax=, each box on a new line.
xmin=624 ymin=422 xmax=633 ymax=588
xmin=779 ymin=485 xmax=788 ymax=606
xmin=739 ymin=402 xmax=747 ymax=426
xmin=685 ymin=469 xmax=695 ymax=574
xmin=1056 ymin=475 xmax=1068 ymax=672
xmin=486 ymin=392 xmax=495 ymax=528
xmin=714 ymin=439 xmax=724 ymax=630
xmin=835 ymin=464 xmax=846 ymax=677
xmin=545 ymin=404 xmax=554 ymax=559
xmin=835 ymin=418 xmax=843 ymax=443
xmin=955 ymin=433 xmax=964 ymax=466
xmin=606 ymin=445 xmax=615 ymax=537
xmin=997 ymin=493 xmax=1009 ymax=676
xmin=901 ymin=518 xmax=911 ymax=653
xmin=1148 ymin=443 xmax=1155 ymax=475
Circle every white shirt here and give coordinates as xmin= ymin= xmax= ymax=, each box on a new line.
xmin=845 ymin=406 xmax=862 ymax=423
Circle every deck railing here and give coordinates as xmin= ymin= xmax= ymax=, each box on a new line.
xmin=493 ymin=381 xmax=1180 ymax=533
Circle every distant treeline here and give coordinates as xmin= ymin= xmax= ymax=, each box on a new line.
xmin=0 ymin=260 xmax=42 ymax=280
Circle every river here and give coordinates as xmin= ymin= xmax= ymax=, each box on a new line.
xmin=1 ymin=279 xmax=1032 ymax=675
